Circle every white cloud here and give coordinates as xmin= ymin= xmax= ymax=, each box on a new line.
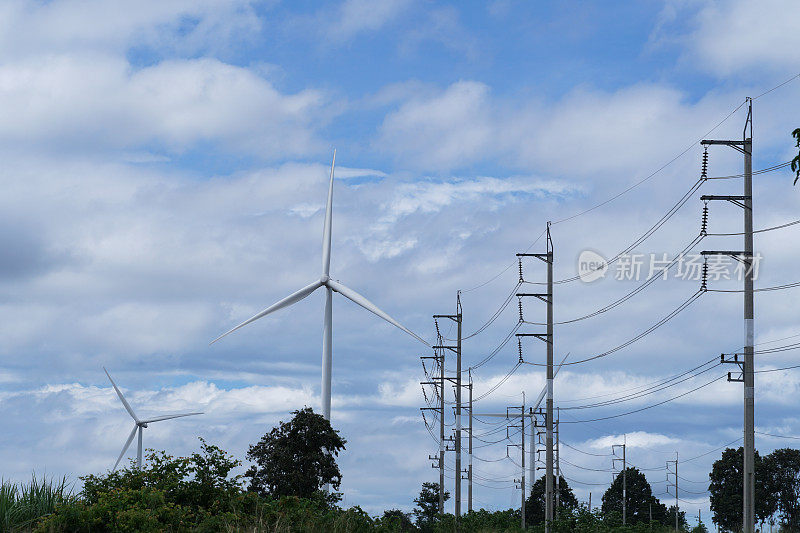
xmin=685 ymin=0 xmax=800 ymax=76
xmin=0 ymin=55 xmax=325 ymax=157
xmin=328 ymin=0 xmax=412 ymax=41
xmin=0 ymin=0 xmax=263 ymax=59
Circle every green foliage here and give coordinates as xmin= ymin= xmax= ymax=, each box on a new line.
xmin=412 ymin=482 xmax=448 ymax=531
xmin=525 ymin=475 xmax=578 ymax=525
xmin=36 ymin=438 xmax=259 ymax=532
xmin=792 ymin=128 xmax=800 ymax=185
xmin=0 ymin=475 xmax=74 ymax=532
xmin=246 ymin=407 xmax=347 ymax=498
xmin=708 ymin=446 xmax=774 ymax=530
xmin=377 ymin=509 xmax=415 ymax=531
xmin=762 ymin=447 xmax=800 ymax=528
xmin=601 ymin=467 xmax=669 ymax=526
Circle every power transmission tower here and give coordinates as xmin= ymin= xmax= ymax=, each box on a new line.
xmin=516 ymin=222 xmax=554 ymax=531
xmin=612 ymin=436 xmax=627 ymax=525
xmin=667 ymin=453 xmax=679 ymax=531
xmin=700 ymin=97 xmax=755 ymax=533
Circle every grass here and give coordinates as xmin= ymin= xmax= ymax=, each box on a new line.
xmin=0 ymin=476 xmax=73 ymax=532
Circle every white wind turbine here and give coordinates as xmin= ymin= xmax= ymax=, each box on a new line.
xmin=104 ymin=368 xmax=203 ymax=471
xmin=211 ymin=151 xmax=429 ymax=420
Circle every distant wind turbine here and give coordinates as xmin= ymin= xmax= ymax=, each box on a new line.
xmin=211 ymin=150 xmax=429 ymax=420
xmin=104 ymin=367 xmax=203 ymax=471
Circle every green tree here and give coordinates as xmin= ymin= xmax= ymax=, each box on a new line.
xmin=379 ymin=508 xmax=415 ymax=531
xmin=792 ymin=128 xmax=800 ymax=185
xmin=601 ymin=467 xmax=669 ymax=526
xmin=708 ymin=446 xmax=773 ymax=531
xmin=665 ymin=504 xmax=689 ymax=531
xmin=762 ymin=447 xmax=800 ymax=528
xmin=412 ymin=482 xmax=448 ymax=531
xmin=245 ymin=407 xmax=347 ymax=498
xmin=525 ymin=475 xmax=578 ymax=525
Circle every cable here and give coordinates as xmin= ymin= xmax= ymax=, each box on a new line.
xmin=677 ymin=475 xmax=708 ymax=485
xmin=560 ymin=374 xmax=726 ymax=424
xmin=559 ymin=356 xmax=719 ymax=404
xmin=559 ymin=362 xmax=722 ymax=411
xmin=707 ymin=279 xmax=800 ymax=293
xmin=455 ymin=282 xmax=521 ymax=340
xmin=473 ymin=362 xmax=522 ymax=403
xmin=560 ymin=458 xmax=616 ymax=473
xmin=707 ymin=217 xmax=800 ymax=236
xmin=530 ymin=179 xmax=705 ymax=286
xmin=522 ymin=289 xmax=704 ymax=367
xmin=753 ymin=72 xmax=800 ymax=100
xmin=755 ymin=363 xmax=800 ymax=373
xmin=469 ymin=322 xmax=521 ymax=371
xmin=679 ymin=438 xmax=742 ymax=463
xmin=755 ymin=431 xmax=800 ymax=440
xmin=524 ymin=234 xmax=704 ymax=325
xmin=560 ymin=441 xmax=613 ymax=457
xmin=704 ymin=160 xmax=792 ymax=180
xmin=460 ymin=229 xmax=546 ymax=293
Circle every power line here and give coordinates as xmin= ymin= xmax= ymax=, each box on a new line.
xmin=707 ymin=217 xmax=800 ymax=236
xmin=559 ymin=356 xmax=719 ymax=404
xmin=524 ymin=234 xmax=704 ymax=325
xmin=755 ymin=431 xmax=800 ymax=440
xmin=522 ymin=289 xmax=704 ymax=367
xmin=559 ymin=374 xmax=726 ymax=424
xmin=559 ymin=362 xmax=723 ymax=411
xmin=560 ymin=441 xmax=613 ymax=457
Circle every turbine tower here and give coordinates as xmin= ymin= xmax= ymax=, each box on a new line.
xmin=104 ymin=368 xmax=203 ymax=471
xmin=212 ymin=150 xmax=429 ymax=420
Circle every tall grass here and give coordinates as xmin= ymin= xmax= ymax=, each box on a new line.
xmin=0 ymin=476 xmax=73 ymax=532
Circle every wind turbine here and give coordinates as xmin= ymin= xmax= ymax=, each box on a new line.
xmin=211 ymin=150 xmax=429 ymax=420
xmin=104 ymin=368 xmax=203 ymax=471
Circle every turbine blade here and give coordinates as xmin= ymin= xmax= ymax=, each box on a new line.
xmin=141 ymin=412 xmax=203 ymax=424
xmin=211 ymin=280 xmax=323 ymax=344
xmin=326 ymin=279 xmax=429 ymax=347
xmin=321 ymin=149 xmax=336 ymax=276
xmin=104 ymin=367 xmax=139 ymax=422
xmin=113 ymin=424 xmax=138 ymax=471
xmin=532 ymin=352 xmax=570 ymax=411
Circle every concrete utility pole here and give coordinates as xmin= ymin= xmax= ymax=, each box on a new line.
xmin=432 ymin=297 xmax=463 ymax=521
xmin=502 ymin=399 xmax=527 ymax=529
xmin=667 ymin=453 xmax=679 ymax=531
xmin=555 ymin=409 xmax=560 ymax=519
xmin=613 ymin=437 xmax=627 ymax=525
xmin=517 ymin=223 xmax=555 ymax=531
xmin=545 ymin=224 xmax=554 ymax=531
xmin=420 ymin=322 xmax=447 ymax=513
xmin=455 ymin=297 xmax=462 ymax=521
xmin=701 ymin=98 xmax=755 ymax=533
xmin=468 ymin=371 xmax=473 ymax=513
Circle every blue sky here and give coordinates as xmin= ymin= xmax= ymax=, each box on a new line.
xmin=1 ymin=0 xmax=799 ymax=527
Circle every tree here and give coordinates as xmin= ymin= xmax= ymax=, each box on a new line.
xmin=601 ymin=467 xmax=669 ymax=526
xmin=792 ymin=128 xmax=800 ymax=185
xmin=762 ymin=447 xmax=800 ymax=528
xmin=666 ymin=504 xmax=689 ymax=531
xmin=379 ymin=508 xmax=415 ymax=531
xmin=708 ymin=446 xmax=773 ymax=531
xmin=412 ymin=481 xmax=448 ymax=531
xmin=525 ymin=475 xmax=578 ymax=525
xmin=245 ymin=407 xmax=346 ymax=498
